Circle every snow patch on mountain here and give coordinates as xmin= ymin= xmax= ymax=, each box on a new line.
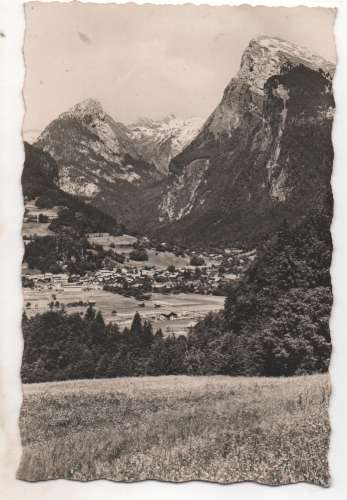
xmin=129 ymin=115 xmax=204 ymax=175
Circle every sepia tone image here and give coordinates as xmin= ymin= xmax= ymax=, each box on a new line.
xmin=19 ymin=2 xmax=335 ymax=485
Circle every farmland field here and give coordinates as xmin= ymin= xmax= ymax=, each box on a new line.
xmin=23 ymin=289 xmax=225 ymax=335
xmin=22 ymin=221 xmax=54 ymax=238
xmin=88 ymin=233 xmax=191 ymax=269
xmin=17 ymin=374 xmax=330 ymax=485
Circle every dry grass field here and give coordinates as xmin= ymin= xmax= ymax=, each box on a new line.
xmin=17 ymin=374 xmax=330 ymax=485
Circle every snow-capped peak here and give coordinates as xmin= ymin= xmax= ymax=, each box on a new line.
xmin=128 ymin=114 xmax=204 ymax=175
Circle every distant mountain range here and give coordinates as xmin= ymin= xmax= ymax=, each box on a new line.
xmin=26 ymin=35 xmax=335 ymax=247
xmin=34 ymin=100 xmax=202 ymax=196
xmin=128 ymin=114 xmax=203 ymax=176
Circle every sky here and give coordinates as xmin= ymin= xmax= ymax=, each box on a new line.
xmin=23 ymin=3 xmax=336 ymax=137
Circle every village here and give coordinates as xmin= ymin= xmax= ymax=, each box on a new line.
xmin=22 ymin=227 xmax=256 ymax=335
xmin=23 ymin=237 xmax=256 ymax=298
xmin=21 ymin=200 xmax=257 ymax=334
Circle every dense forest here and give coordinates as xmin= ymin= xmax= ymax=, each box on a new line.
xmin=191 ymin=208 xmax=332 ymax=376
xmin=23 ymin=235 xmax=125 ymax=275
xmin=21 ymin=208 xmax=332 ymax=382
xmin=21 ymin=308 xmax=186 ymax=382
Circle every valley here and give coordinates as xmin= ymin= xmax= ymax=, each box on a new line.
xmin=22 ymin=229 xmax=252 ymax=335
xmin=23 ymin=288 xmax=225 ymax=337
xmin=21 ymin=34 xmax=333 ymax=376
xmin=17 ymin=4 xmax=336 ymax=487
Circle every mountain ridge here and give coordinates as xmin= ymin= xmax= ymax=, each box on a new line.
xmin=157 ymin=36 xmax=334 ymax=246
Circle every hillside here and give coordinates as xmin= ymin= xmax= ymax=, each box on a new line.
xmin=189 ymin=207 xmax=332 ymax=376
xmin=35 ymin=99 xmax=161 ymax=198
xmin=22 ymin=142 xmax=123 ymax=236
xmin=33 ymin=101 xmax=204 ymax=231
xmin=18 ymin=375 xmax=329 ymax=485
xmin=158 ymin=36 xmax=334 ymax=246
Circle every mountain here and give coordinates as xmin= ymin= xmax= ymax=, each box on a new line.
xmin=35 ymin=98 xmax=161 ymax=199
xmin=23 ymin=129 xmax=41 ymax=144
xmin=22 ymin=142 xmax=123 ymax=236
xmin=22 ymin=142 xmax=59 ymax=196
xmin=189 ymin=208 xmax=332 ymax=376
xmin=128 ymin=114 xmax=203 ymax=175
xmin=158 ymin=36 xmax=335 ymax=246
xmin=33 ymin=100 xmax=203 ymax=230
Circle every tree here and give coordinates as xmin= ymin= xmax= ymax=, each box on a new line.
xmin=38 ymin=213 xmax=49 ymax=223
xmin=72 ymin=347 xmax=95 ymax=379
xmin=190 ymin=255 xmax=205 ymax=266
xmin=130 ymin=312 xmax=144 ymax=348
xmin=95 ymin=310 xmax=105 ymax=328
xmin=142 ymin=320 xmax=154 ymax=347
xmin=129 ymin=248 xmax=148 ymax=261
xmin=95 ymin=353 xmax=111 ymax=378
xmin=84 ymin=304 xmax=96 ymax=321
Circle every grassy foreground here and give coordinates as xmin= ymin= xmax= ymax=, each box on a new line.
xmin=17 ymin=374 xmax=330 ymax=485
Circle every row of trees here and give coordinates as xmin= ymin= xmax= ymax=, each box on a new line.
xmin=22 ymin=308 xmax=191 ymax=382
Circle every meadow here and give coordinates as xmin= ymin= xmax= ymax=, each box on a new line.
xmin=87 ymin=233 xmax=191 ymax=269
xmin=23 ymin=289 xmax=225 ymax=335
xmin=17 ymin=374 xmax=330 ymax=485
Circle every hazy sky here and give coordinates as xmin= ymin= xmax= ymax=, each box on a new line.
xmin=24 ymin=3 xmax=336 ymax=135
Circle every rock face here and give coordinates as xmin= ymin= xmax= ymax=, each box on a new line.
xmin=34 ymin=100 xmax=204 ymax=230
xmin=129 ymin=114 xmax=203 ymax=176
xmin=35 ymin=98 xmax=161 ymax=199
xmin=36 ymin=100 xmax=202 ymax=199
xmin=159 ymin=36 xmax=335 ymax=245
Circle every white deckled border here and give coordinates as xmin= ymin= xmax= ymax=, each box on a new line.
xmin=0 ymin=1 xmax=346 ymax=500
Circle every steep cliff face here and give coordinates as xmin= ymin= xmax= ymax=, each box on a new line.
xmin=34 ymin=100 xmax=203 ymax=229
xmin=35 ymin=99 xmax=160 ymax=199
xmin=159 ymin=36 xmax=334 ymax=245
xmin=35 ymin=100 xmax=203 ymax=199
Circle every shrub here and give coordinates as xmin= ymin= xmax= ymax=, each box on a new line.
xmin=190 ymin=255 xmax=205 ymax=266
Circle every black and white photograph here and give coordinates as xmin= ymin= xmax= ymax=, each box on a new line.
xmin=17 ymin=2 xmax=335 ymax=485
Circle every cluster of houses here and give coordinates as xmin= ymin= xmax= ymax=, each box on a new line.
xmin=24 ymin=265 xmax=227 ymax=294
xmin=23 ymin=246 xmax=256 ymax=296
xmin=23 ymin=201 xmax=59 ymax=224
xmin=23 ymin=212 xmax=57 ymax=223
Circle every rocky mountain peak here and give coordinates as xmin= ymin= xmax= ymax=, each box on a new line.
xmin=161 ymin=113 xmax=177 ymax=124
xmin=132 ymin=113 xmax=177 ymax=129
xmin=238 ymin=35 xmax=334 ymax=96
xmin=158 ymin=36 xmax=334 ymax=245
xmin=128 ymin=114 xmax=203 ymax=175
xmin=66 ymin=98 xmax=106 ymax=121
